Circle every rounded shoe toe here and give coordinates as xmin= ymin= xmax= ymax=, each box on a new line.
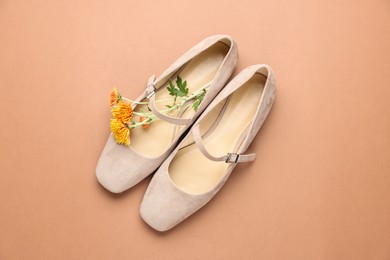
xmin=96 ymin=136 xmax=159 ymax=193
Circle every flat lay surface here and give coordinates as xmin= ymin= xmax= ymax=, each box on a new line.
xmin=1 ymin=0 xmax=390 ymax=259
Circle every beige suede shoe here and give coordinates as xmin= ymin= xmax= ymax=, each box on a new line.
xmin=140 ymin=64 xmax=276 ymax=231
xmin=96 ymin=35 xmax=238 ymax=193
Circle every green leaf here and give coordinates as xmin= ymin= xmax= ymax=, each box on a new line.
xmin=167 ymin=79 xmax=176 ymax=96
xmin=175 ymin=76 xmax=188 ymax=97
xmin=166 ymin=76 xmax=190 ymax=108
xmin=176 ymin=76 xmax=182 ymax=88
xmin=192 ymin=99 xmax=200 ymax=111
xmin=192 ymin=89 xmax=207 ymax=111
xmin=181 ymin=80 xmax=188 ymax=93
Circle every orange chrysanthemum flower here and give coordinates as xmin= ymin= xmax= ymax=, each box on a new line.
xmin=110 ymin=119 xmax=130 ymax=145
xmin=110 ymin=88 xmax=121 ymax=106
xmin=139 ymin=116 xmax=150 ymax=129
xmin=111 ymin=101 xmax=133 ymax=123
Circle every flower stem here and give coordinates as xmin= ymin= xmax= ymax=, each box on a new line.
xmin=126 ymin=87 xmax=209 ymax=130
xmin=122 ymin=97 xmax=174 ymax=104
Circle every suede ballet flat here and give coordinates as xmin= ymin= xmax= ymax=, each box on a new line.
xmin=140 ymin=64 xmax=276 ymax=231
xmin=96 ymin=35 xmax=238 ymax=193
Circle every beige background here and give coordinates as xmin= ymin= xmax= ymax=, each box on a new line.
xmin=1 ymin=0 xmax=390 ymax=259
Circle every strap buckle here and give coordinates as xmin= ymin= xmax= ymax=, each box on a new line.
xmin=225 ymin=153 xmax=240 ymax=163
xmin=146 ymin=84 xmax=156 ymax=99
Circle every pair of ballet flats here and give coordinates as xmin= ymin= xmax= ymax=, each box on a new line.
xmin=96 ymin=35 xmax=276 ymax=231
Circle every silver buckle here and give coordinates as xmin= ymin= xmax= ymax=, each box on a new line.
xmin=146 ymin=84 xmax=155 ymax=99
xmin=225 ymin=153 xmax=240 ymax=163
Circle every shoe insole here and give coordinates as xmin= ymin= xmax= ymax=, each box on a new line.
xmin=169 ymin=74 xmax=266 ymax=194
xmin=130 ymin=42 xmax=229 ymax=157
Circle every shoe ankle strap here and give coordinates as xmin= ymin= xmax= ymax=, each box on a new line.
xmin=145 ymin=75 xmax=191 ymax=126
xmin=191 ymin=124 xmax=256 ymax=163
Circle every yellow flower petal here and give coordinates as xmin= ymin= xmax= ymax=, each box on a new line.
xmin=111 ymin=101 xmax=133 ymax=123
xmin=110 ymin=119 xmax=130 ymax=145
xmin=110 ymin=88 xmax=121 ymax=106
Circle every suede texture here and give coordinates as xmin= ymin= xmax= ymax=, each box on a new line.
xmin=96 ymin=35 xmax=238 ymax=193
xmin=140 ymin=65 xmax=276 ymax=231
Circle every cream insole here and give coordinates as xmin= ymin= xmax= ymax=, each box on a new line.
xmin=169 ymin=74 xmax=266 ymax=194
xmin=130 ymin=42 xmax=229 ymax=157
